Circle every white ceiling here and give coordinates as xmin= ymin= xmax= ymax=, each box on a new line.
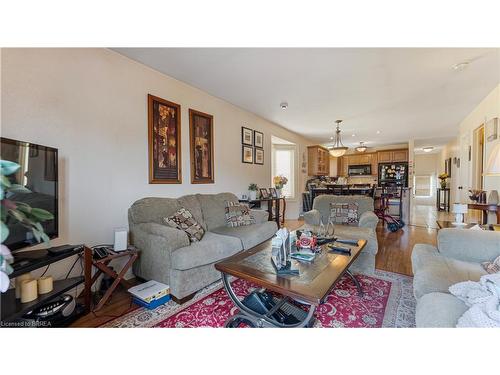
xmin=113 ymin=48 xmax=500 ymax=148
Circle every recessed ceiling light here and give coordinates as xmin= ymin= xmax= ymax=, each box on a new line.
xmin=452 ymin=62 xmax=469 ymax=71
xmin=280 ymin=102 xmax=288 ymax=110
xmin=376 ymin=130 xmax=381 ymax=134
xmin=351 ymin=134 xmax=356 ymax=137
xmin=423 ymin=146 xmax=434 ymax=153
xmin=330 ymin=136 xmax=334 ymax=140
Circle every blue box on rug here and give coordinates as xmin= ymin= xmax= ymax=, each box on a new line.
xmin=132 ymin=294 xmax=171 ymax=310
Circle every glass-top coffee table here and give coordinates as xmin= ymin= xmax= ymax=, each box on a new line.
xmin=214 ymin=236 xmax=367 ymax=328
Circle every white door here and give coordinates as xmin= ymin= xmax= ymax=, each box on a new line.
xmin=458 ymin=133 xmax=471 ymax=202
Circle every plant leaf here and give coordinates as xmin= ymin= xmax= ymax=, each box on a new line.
xmin=29 ymin=208 xmax=54 ymax=221
xmin=0 ymin=160 xmax=20 ymax=176
xmin=0 ymin=221 xmax=9 ymax=243
xmin=1 ymin=175 xmax=11 ymax=188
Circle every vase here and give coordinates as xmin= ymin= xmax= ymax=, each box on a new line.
xmin=440 ymin=180 xmax=447 ymax=189
xmin=249 ymin=190 xmax=257 ymax=201
xmin=276 ymin=188 xmax=282 ymax=198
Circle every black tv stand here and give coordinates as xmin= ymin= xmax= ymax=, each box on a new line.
xmin=2 ymin=244 xmax=89 ymax=327
xmin=11 ymin=245 xmax=83 ymax=277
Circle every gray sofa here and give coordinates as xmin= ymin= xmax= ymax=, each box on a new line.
xmin=303 ymin=195 xmax=379 ymax=274
xmin=128 ymin=192 xmax=277 ymax=300
xmin=412 ymin=228 xmax=500 ymax=327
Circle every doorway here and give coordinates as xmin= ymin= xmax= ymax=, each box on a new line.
xmin=472 ymin=124 xmax=485 ymax=190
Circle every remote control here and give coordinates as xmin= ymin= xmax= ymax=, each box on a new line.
xmin=336 ymin=239 xmax=359 ymax=246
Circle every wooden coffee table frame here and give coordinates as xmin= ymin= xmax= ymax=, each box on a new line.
xmin=215 ymin=238 xmax=367 ymax=328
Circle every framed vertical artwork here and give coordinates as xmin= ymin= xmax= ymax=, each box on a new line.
xmin=254 ymin=147 xmax=264 ymax=165
xmin=254 ymin=130 xmax=263 ymax=148
xmin=189 ymin=109 xmax=214 ymax=184
xmin=242 ymin=145 xmax=254 ymax=164
xmin=148 ymin=94 xmax=182 ymax=184
xmin=242 ymin=127 xmax=253 ymax=145
xmin=259 ymin=188 xmax=270 ymax=199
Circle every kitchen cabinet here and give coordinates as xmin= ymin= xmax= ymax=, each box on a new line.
xmin=308 ymin=145 xmax=330 ymax=176
xmin=339 ymin=153 xmax=375 ymax=176
xmin=377 ymin=149 xmax=408 ymax=163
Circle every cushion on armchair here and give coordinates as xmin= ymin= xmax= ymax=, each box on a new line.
xmin=164 ymin=207 xmax=205 ymax=242
xmin=329 ymin=202 xmax=359 ymax=225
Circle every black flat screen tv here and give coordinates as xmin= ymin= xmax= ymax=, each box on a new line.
xmin=1 ymin=137 xmax=59 ymax=251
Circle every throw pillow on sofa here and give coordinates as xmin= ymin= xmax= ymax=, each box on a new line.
xmin=164 ymin=207 xmax=205 ymax=242
xmin=329 ymin=202 xmax=359 ymax=225
xmin=482 ymin=255 xmax=500 ymax=274
xmin=225 ymin=201 xmax=255 ymax=228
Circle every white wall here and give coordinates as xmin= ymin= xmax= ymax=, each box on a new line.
xmin=1 ymin=48 xmax=313 ymax=266
xmin=458 ymin=84 xmax=500 ymax=195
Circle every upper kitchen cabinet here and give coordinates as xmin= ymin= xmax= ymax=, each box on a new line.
xmin=377 ymin=149 xmax=408 ymax=163
xmin=308 ymin=145 xmax=330 ymax=176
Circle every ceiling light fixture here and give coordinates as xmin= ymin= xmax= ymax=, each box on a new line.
xmin=376 ymin=130 xmax=381 ymax=134
xmin=329 ymin=120 xmax=349 ymax=157
xmin=280 ymin=102 xmax=288 ymax=110
xmin=423 ymin=146 xmax=434 ymax=153
xmin=356 ymin=142 xmax=367 ymax=153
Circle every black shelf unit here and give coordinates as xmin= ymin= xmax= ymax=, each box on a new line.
xmin=1 ymin=245 xmax=87 ymax=326
xmin=1 ymin=276 xmax=84 ymax=322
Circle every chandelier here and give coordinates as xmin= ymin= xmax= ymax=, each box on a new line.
xmin=329 ymin=120 xmax=348 ymax=157
xmin=356 ymin=142 xmax=367 ymax=153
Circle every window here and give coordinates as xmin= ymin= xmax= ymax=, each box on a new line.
xmin=271 ymin=137 xmax=296 ymax=199
xmin=414 ymin=175 xmax=433 ymax=197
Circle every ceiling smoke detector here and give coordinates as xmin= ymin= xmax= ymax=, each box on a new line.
xmin=280 ymin=102 xmax=288 ymax=110
xmin=452 ymin=62 xmax=469 ymax=71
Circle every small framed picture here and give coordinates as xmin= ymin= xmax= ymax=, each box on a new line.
xmin=254 ymin=130 xmax=263 ymax=148
xmin=254 ymin=148 xmax=264 ymax=165
xmin=242 ymin=145 xmax=254 ymax=164
xmin=242 ymin=127 xmax=253 ymax=145
xmin=269 ymin=187 xmax=277 ymax=198
xmin=259 ymin=188 xmax=270 ymax=199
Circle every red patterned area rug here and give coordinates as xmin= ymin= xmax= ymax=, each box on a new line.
xmin=103 ymin=270 xmax=415 ymax=328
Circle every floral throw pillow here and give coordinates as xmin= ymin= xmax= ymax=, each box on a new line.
xmin=329 ymin=202 xmax=359 ymax=225
xmin=225 ymin=201 xmax=255 ymax=228
xmin=164 ymin=207 xmax=205 ymax=242
xmin=482 ymin=255 xmax=500 ymax=274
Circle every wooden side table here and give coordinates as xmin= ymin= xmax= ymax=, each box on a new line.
xmin=84 ymin=247 xmax=139 ymax=311
xmin=467 ymin=203 xmax=500 ymax=225
xmin=239 ymin=197 xmax=286 ymax=228
xmin=436 ymin=188 xmax=450 ymax=212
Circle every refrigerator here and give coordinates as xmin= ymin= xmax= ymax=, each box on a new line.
xmin=378 ymin=162 xmax=408 ymax=187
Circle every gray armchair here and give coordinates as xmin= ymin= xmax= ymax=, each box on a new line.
xmin=303 ymin=195 xmax=379 ymax=274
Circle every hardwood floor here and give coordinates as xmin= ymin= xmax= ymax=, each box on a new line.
xmin=72 ymin=206 xmax=445 ymax=327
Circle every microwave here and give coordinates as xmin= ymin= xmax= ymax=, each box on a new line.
xmin=348 ymin=164 xmax=372 ymax=176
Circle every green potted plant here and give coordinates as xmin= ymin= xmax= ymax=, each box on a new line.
xmin=248 ymin=183 xmax=258 ymax=201
xmin=1 ymin=160 xmax=54 ymax=292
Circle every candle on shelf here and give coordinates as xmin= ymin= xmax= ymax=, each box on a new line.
xmin=37 ymin=276 xmax=54 ymax=295
xmin=15 ymin=273 xmax=32 ymax=299
xmin=20 ymin=279 xmax=38 ymax=303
